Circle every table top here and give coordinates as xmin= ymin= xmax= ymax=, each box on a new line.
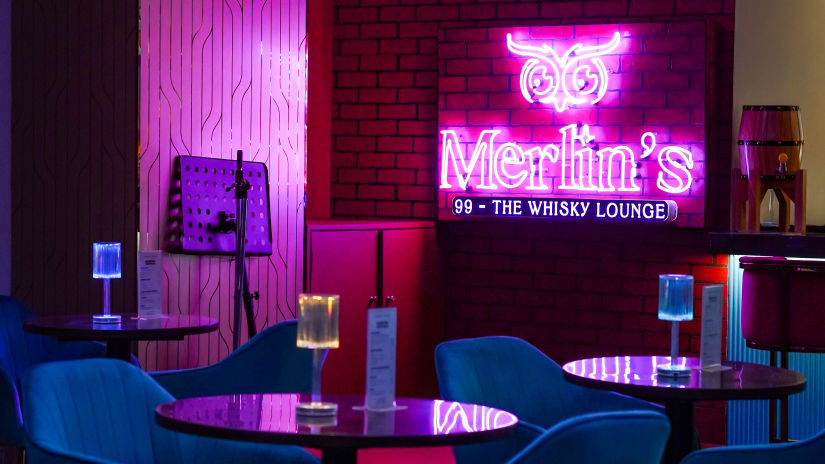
xmin=562 ymin=356 xmax=806 ymax=401
xmin=23 ymin=314 xmax=218 ymax=341
xmin=155 ymin=394 xmax=518 ymax=449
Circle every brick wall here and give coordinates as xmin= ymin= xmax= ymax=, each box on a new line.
xmin=331 ymin=0 xmax=734 ymax=444
xmin=436 ymin=21 xmax=709 ymax=227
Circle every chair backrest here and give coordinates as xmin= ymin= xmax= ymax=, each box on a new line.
xmin=151 ymin=319 xmax=312 ymax=398
xmin=0 ymin=295 xmax=60 ymax=446
xmin=23 ymin=358 xmax=184 ymax=463
xmin=0 ymin=295 xmax=58 ymax=382
xmin=509 ymin=410 xmax=670 ymax=464
xmin=435 ymin=336 xmax=618 ymax=428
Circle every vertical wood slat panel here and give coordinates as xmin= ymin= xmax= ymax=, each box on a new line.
xmin=139 ymin=0 xmax=307 ymax=370
xmin=12 ymin=1 xmax=139 ymax=317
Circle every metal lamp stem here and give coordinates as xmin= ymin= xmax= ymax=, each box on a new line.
xmin=312 ymin=349 xmax=328 ymax=404
xmin=670 ymin=321 xmax=680 ymax=359
xmin=103 ymin=279 xmax=111 ymax=316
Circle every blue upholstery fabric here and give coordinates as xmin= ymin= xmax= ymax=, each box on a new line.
xmin=0 ymin=296 xmax=123 ymax=446
xmin=150 ymin=320 xmax=312 ymax=398
xmin=435 ymin=336 xmax=663 ymax=463
xmin=680 ymin=428 xmax=825 ymax=464
xmin=23 ymin=358 xmax=319 ymax=464
xmin=508 ymin=410 xmax=670 ymax=464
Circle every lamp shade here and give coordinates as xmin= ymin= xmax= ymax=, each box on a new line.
xmin=658 ymin=274 xmax=693 ymax=321
xmin=297 ymin=294 xmax=340 ymax=349
xmin=92 ymin=242 xmax=122 ymax=279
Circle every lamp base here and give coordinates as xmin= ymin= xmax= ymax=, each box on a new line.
xmin=92 ymin=314 xmax=122 ymax=324
xmin=656 ymin=363 xmax=692 ymax=377
xmin=297 ymin=414 xmax=338 ymax=428
xmin=296 ymin=401 xmax=338 ymax=417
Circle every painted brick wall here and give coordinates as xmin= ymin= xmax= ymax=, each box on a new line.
xmin=331 ymin=0 xmax=734 ymax=444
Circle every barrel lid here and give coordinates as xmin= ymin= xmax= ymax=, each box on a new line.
xmin=737 ymin=140 xmax=803 ymax=146
xmin=742 ymin=105 xmax=800 ymax=111
xmin=740 ymin=256 xmax=825 ymax=272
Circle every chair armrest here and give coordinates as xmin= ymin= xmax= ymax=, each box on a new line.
xmin=518 ymin=420 xmax=544 ymax=436
xmin=52 ymin=340 xmax=107 ymax=360
xmin=25 ymin=439 xmax=120 ymax=464
xmin=0 ymin=368 xmax=23 ymax=446
xmin=52 ymin=341 xmax=140 ymax=367
xmin=507 ymin=411 xmax=670 ymax=464
xmin=452 ymin=420 xmax=544 ymax=464
xmin=680 ymin=435 xmax=825 ymax=464
xmin=583 ymin=389 xmax=663 ymax=414
xmin=150 ymin=366 xmax=216 ymax=398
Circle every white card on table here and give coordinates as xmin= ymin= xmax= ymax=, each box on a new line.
xmin=699 ymin=284 xmax=724 ymax=371
xmin=364 ymin=307 xmax=398 ymax=411
xmin=137 ymin=251 xmax=163 ymax=318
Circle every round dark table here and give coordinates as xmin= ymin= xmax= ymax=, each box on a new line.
xmin=23 ymin=314 xmax=218 ymax=361
xmin=562 ymin=356 xmax=806 ymax=464
xmin=155 ymin=393 xmax=519 ymax=464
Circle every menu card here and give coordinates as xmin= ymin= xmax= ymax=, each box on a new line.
xmin=137 ymin=251 xmax=163 ymax=318
xmin=699 ymin=284 xmax=724 ymax=371
xmin=363 ymin=307 xmax=399 ymax=411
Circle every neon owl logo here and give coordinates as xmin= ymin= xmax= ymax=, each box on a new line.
xmin=506 ymin=32 xmax=621 ymax=112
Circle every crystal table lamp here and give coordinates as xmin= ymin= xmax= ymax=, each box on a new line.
xmin=296 ymin=293 xmax=340 ymax=416
xmin=657 ymin=274 xmax=694 ymax=376
xmin=92 ymin=242 xmax=122 ymax=324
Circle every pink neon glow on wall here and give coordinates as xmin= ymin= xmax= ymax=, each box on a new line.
xmin=437 ymin=23 xmax=707 ymax=227
xmin=139 ymin=0 xmax=306 ymax=370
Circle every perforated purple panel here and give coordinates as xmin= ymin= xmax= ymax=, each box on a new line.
xmin=169 ymin=156 xmax=273 ymax=256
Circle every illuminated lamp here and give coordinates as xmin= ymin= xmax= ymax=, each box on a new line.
xmin=296 ymin=293 xmax=340 ymax=416
xmin=656 ymin=274 xmax=693 ymax=376
xmin=92 ymin=242 xmax=122 ymax=324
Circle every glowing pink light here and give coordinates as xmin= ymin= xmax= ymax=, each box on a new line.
xmin=507 ymin=32 xmax=621 ymax=112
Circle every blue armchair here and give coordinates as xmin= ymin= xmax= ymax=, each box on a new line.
xmin=22 ymin=358 xmax=318 ymax=464
xmin=508 ymin=410 xmax=670 ymax=464
xmin=680 ymin=428 xmax=825 ymax=464
xmin=150 ymin=319 xmax=312 ymax=398
xmin=0 ymin=295 xmax=125 ymax=447
xmin=435 ymin=336 xmax=663 ymax=463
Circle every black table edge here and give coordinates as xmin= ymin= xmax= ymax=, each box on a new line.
xmin=561 ymin=368 xmax=806 ymax=402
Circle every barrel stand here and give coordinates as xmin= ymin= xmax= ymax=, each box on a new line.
xmin=732 ymin=168 xmax=806 ymax=233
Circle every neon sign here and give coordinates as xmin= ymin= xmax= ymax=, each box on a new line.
xmin=507 ymin=32 xmax=620 ymax=113
xmin=439 ymin=124 xmax=694 ymax=195
xmin=437 ymin=23 xmax=708 ymax=226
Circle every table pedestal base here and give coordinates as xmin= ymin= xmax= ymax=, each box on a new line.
xmin=664 ymin=400 xmax=697 ymax=464
xmin=321 ymin=448 xmax=357 ymax=464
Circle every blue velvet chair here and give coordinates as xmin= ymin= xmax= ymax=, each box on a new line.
xmin=507 ymin=410 xmax=670 ymax=464
xmin=0 ymin=295 xmax=121 ymax=447
xmin=150 ymin=319 xmax=312 ymax=398
xmin=435 ymin=336 xmax=664 ymax=463
xmin=22 ymin=358 xmax=318 ymax=464
xmin=680 ymin=429 xmax=825 ymax=464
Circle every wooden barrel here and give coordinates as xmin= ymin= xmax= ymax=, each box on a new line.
xmin=738 ymin=105 xmax=803 ymax=178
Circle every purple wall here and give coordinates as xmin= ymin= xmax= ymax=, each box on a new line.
xmin=139 ymin=0 xmax=307 ymax=370
xmin=0 ymin=0 xmax=10 ymax=295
